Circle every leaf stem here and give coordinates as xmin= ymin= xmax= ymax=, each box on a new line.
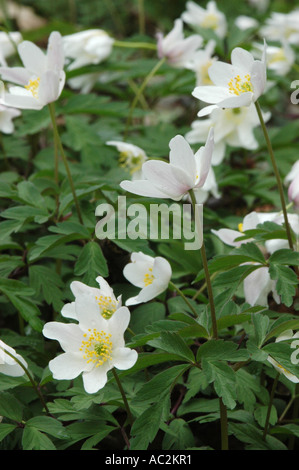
xmin=169 ymin=281 xmax=198 ymax=318
xmin=112 ymin=368 xmax=133 ymax=427
xmin=255 ymin=101 xmax=294 ymax=251
xmin=48 ymin=102 xmax=84 ymax=225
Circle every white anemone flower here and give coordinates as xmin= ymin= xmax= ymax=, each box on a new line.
xmin=182 ymin=1 xmax=227 ymax=39
xmin=61 ymin=276 xmax=122 ymax=321
xmin=186 ymin=40 xmax=217 ymax=86
xmin=0 ymin=31 xmax=65 ymax=110
xmin=211 ymin=210 xmax=299 ymax=254
xmin=185 ymin=103 xmax=270 ymax=165
xmin=156 ymin=18 xmax=203 ymax=68
xmin=253 ymin=40 xmax=295 ymax=77
xmin=0 ymin=104 xmax=21 ymax=133
xmin=192 ymin=44 xmax=267 ymax=117
xmin=0 ymin=340 xmax=27 ymax=377
xmin=106 ymin=141 xmax=147 ymax=180
xmin=43 ymin=306 xmax=137 ymax=394
xmin=123 ymin=252 xmax=172 ymax=306
xmin=0 ymin=31 xmax=23 ymax=66
xmin=120 ymin=129 xmax=214 ymax=201
xmin=267 ymin=330 xmax=299 ymax=383
xmin=63 ymin=29 xmax=114 ymax=70
xmin=259 ymin=10 xmax=299 ymax=45
xmin=243 ymin=265 xmax=280 ymax=307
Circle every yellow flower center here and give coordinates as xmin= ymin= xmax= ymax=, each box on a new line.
xmin=228 ymin=74 xmax=253 ymax=95
xmin=80 ymin=328 xmax=113 ymax=367
xmin=24 ymin=77 xmax=40 ymax=98
xmin=238 ymin=223 xmax=244 ymax=233
xmin=199 ymin=60 xmax=213 ymax=85
xmin=144 ymin=267 xmax=154 ymax=287
xmin=95 ymin=295 xmax=117 ymax=319
xmin=269 ymin=49 xmax=285 ymax=64
xmin=119 ymin=151 xmax=144 ymax=175
xmin=201 ymin=13 xmax=219 ymax=30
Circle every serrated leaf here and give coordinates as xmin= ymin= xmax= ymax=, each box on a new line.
xmin=268 ymin=264 xmax=297 ymax=307
xmin=202 ymin=358 xmax=237 ymax=409
xmin=196 ymin=339 xmax=249 ymax=362
xmin=74 ymin=241 xmax=109 ymax=282
xmin=147 ymin=331 xmax=195 ymax=363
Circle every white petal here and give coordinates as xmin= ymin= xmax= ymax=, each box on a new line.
xmin=82 ymin=364 xmax=110 ymax=393
xmin=112 ymin=348 xmax=138 ymax=370
xmin=169 ymin=134 xmax=196 ymax=179
xmin=43 ymin=322 xmax=83 ymax=352
xmin=18 ymin=41 xmax=46 ymax=75
xmin=49 ymin=352 xmax=88 ymax=380
xmin=0 ymin=66 xmax=31 ymax=85
xmin=192 ymin=85 xmax=229 ymax=104
xmin=120 ymin=179 xmax=170 ymax=199
xmin=231 ymin=47 xmax=254 ymax=72
xmin=211 ymin=228 xmax=243 ymax=247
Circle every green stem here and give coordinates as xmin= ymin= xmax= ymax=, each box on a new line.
xmin=169 ymin=281 xmax=198 ymax=318
xmin=263 ymin=372 xmax=280 ymax=441
xmin=219 ymin=397 xmax=229 ymax=450
xmin=124 ymin=57 xmax=165 ymax=139
xmin=112 ymin=368 xmax=133 ymax=427
xmin=188 ymin=189 xmax=218 ymax=339
xmin=0 ymin=346 xmax=50 ymax=414
xmin=48 ymin=103 xmax=84 ymax=225
xmin=255 ymin=101 xmax=294 ymax=251
xmin=113 ymin=40 xmax=157 ymax=50
xmin=137 ymin=0 xmax=145 ymax=35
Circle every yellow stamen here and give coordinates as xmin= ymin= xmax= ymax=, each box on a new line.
xmin=238 ymin=223 xmax=244 ymax=233
xmin=228 ymin=74 xmax=253 ymax=96
xmin=24 ymin=77 xmax=40 ymax=98
xmin=119 ymin=151 xmax=144 ymax=175
xmin=144 ymin=267 xmax=154 ymax=286
xmin=80 ymin=329 xmax=112 ymax=367
xmin=201 ymin=13 xmax=219 ymax=30
xmin=95 ymin=295 xmax=117 ymax=319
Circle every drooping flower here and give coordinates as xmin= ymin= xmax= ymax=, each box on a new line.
xmin=267 ymin=330 xmax=299 ymax=383
xmin=61 ymin=276 xmax=122 ymax=321
xmin=0 ymin=31 xmax=23 ymax=66
xmin=0 ymin=340 xmax=27 ymax=377
xmin=123 ymin=252 xmax=172 ymax=306
xmin=243 ymin=264 xmax=280 ymax=307
xmin=156 ymin=18 xmax=203 ymax=68
xmin=211 ymin=210 xmax=299 ymax=254
xmin=43 ymin=306 xmax=137 ymax=394
xmin=120 ymin=129 xmax=214 ymax=201
xmin=182 ymin=1 xmax=227 ymax=39
xmin=106 ymin=141 xmax=148 ymax=180
xmin=0 ymin=104 xmax=21 ymax=133
xmin=0 ymin=31 xmax=65 ymax=110
xmin=192 ymin=43 xmax=267 ymax=117
xmin=185 ymin=103 xmax=270 ymax=165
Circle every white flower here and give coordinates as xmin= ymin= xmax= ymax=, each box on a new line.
xmin=211 ymin=210 xmax=299 ymax=254
xmin=285 ymin=161 xmax=299 ymax=209
xmin=43 ymin=306 xmax=137 ymax=394
xmin=0 ymin=340 xmax=27 ymax=377
xmin=63 ymin=29 xmax=114 ymax=70
xmin=248 ymin=0 xmax=269 ymax=13
xmin=0 ymin=31 xmax=22 ymax=66
xmin=267 ymin=330 xmax=299 ymax=383
xmin=182 ymin=1 xmax=227 ymax=39
xmin=235 ymin=16 xmax=258 ymax=31
xmin=191 ymin=166 xmax=220 ymax=203
xmin=259 ymin=10 xmax=299 ymax=45
xmin=156 ymin=18 xmax=203 ymax=68
xmin=106 ymin=141 xmax=148 ymax=180
xmin=186 ymin=39 xmax=217 ymax=86
xmin=243 ymin=265 xmax=280 ymax=306
xmin=253 ymin=40 xmax=295 ymax=76
xmin=192 ymin=44 xmax=267 ymax=117
xmin=61 ymin=276 xmax=122 ymax=321
xmin=123 ymin=252 xmax=172 ymax=306
xmin=0 ymin=31 xmax=65 ymax=110
xmin=120 ymin=129 xmax=214 ymax=201
xmin=0 ymin=104 xmax=21 ymax=133
xmin=185 ymin=103 xmax=270 ymax=165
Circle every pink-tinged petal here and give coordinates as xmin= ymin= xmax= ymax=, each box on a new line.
xmin=231 ymin=47 xmax=254 ymax=72
xmin=120 ymin=179 xmax=172 ymax=199
xmin=217 ymin=91 xmax=253 ymax=108
xmin=169 ymin=134 xmax=196 ymax=179
xmin=82 ymin=364 xmax=110 ymax=393
xmin=0 ymin=66 xmax=31 ymax=85
xmin=142 ymin=160 xmax=192 ymax=197
xmin=211 ymin=228 xmax=243 ymax=246
xmin=18 ymin=41 xmax=46 ymax=75
xmin=194 ymin=127 xmax=214 ymax=187
xmin=42 ymin=322 xmax=83 ymax=352
xmin=192 ymin=85 xmax=229 ymax=104
xmin=49 ymin=352 xmax=89 ymax=380
xmin=46 ymin=31 xmax=64 ymax=73
xmin=112 ymin=348 xmax=138 ymax=370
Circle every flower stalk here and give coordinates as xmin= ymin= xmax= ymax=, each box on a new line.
xmin=112 ymin=368 xmax=134 ymax=427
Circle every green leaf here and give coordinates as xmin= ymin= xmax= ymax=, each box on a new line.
xmin=268 ymin=264 xmax=297 ymax=307
xmin=0 ymin=423 xmax=17 ymax=442
xmin=22 ymin=426 xmax=56 ymax=450
xmin=252 ymin=313 xmax=270 ymax=347
xmin=196 ymin=339 xmax=249 ymax=363
xmin=162 ymin=419 xmax=195 ymax=450
xmin=268 ymin=249 xmax=299 ymax=266
xmin=0 ymin=392 xmax=23 ymax=422
xmin=228 ymin=422 xmax=287 ymax=450
xmin=202 ymin=358 xmax=237 ymax=409
xmin=17 ymin=181 xmax=46 ymax=209
xmin=263 ymin=341 xmax=299 ymax=377
xmin=25 ymin=416 xmax=69 ymax=440
xmin=254 ymin=404 xmax=277 ymax=428
xmin=29 ymin=265 xmax=65 ymax=311
xmin=265 ymin=319 xmax=299 ymax=342
xmin=147 ymin=331 xmax=195 ymax=363
xmin=74 ymin=241 xmax=109 ymax=282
